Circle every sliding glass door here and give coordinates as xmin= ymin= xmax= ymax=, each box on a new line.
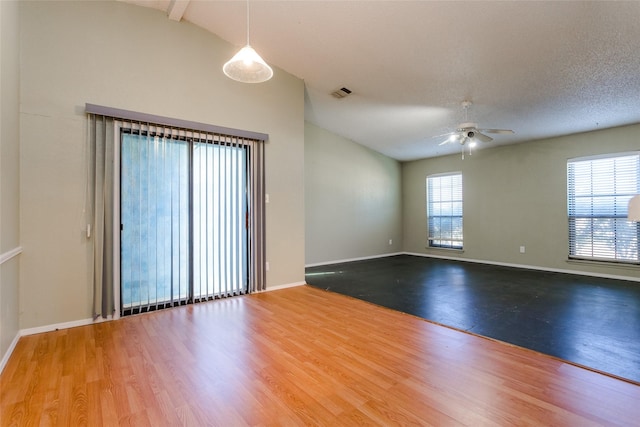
xmin=120 ymin=132 xmax=248 ymax=315
xmin=193 ymin=141 xmax=248 ymax=301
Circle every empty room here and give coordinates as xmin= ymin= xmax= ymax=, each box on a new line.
xmin=1 ymin=1 xmax=640 ymax=425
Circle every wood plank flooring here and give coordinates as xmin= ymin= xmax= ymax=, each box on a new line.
xmin=2 ymin=285 xmax=639 ymax=426
xmin=306 ymin=254 xmax=640 ymax=383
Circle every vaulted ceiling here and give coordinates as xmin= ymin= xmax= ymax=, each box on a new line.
xmin=124 ymin=1 xmax=640 ymax=161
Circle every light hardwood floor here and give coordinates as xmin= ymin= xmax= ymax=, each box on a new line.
xmin=2 ymin=285 xmax=639 ymax=426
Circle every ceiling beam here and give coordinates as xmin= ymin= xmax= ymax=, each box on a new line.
xmin=167 ymin=0 xmax=190 ymax=22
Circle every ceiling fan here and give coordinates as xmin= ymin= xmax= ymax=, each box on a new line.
xmin=437 ymin=101 xmax=514 ymax=149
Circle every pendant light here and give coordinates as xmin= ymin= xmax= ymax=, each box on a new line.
xmin=223 ymin=0 xmax=273 ymax=83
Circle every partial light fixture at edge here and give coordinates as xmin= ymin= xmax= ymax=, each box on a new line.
xmin=223 ymin=0 xmax=273 ymax=84
xmin=628 ymin=195 xmax=640 ymax=221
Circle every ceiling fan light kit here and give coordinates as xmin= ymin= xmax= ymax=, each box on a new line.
xmin=435 ymin=101 xmax=514 ymax=159
xmin=223 ymin=0 xmax=273 ymax=84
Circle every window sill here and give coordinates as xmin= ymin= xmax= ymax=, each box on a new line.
xmin=425 ymin=246 xmax=465 ymax=253
xmin=566 ymin=258 xmax=640 ymax=270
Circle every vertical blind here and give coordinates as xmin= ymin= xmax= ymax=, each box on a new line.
xmin=567 ymin=153 xmax=640 ymax=263
xmin=192 ymin=137 xmax=250 ymax=302
xmin=427 ymin=173 xmax=463 ymax=249
xmin=120 ymin=130 xmax=190 ymax=312
xmin=88 ymin=114 xmax=116 ymax=319
xmin=87 ymin=104 xmax=266 ymax=318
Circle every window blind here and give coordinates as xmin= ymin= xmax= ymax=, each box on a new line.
xmin=427 ymin=173 xmax=463 ymax=249
xmin=567 ymin=153 xmax=640 ymax=263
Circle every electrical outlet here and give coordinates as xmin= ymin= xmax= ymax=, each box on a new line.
xmin=389 ymin=239 xmax=393 ymax=245
xmin=266 ymin=261 xmax=270 ymax=271
xmin=520 ymin=246 xmax=526 ymax=254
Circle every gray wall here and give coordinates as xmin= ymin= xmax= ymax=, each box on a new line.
xmin=18 ymin=1 xmax=305 ymax=329
xmin=305 ymin=122 xmax=402 ymax=265
xmin=403 ymin=123 xmax=640 ymax=280
xmin=0 ymin=0 xmax=21 ymax=364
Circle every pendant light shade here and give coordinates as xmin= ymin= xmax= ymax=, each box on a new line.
xmin=223 ymin=45 xmax=273 ymax=83
xmin=223 ymin=0 xmax=273 ymax=84
xmin=628 ymin=195 xmax=640 ymax=221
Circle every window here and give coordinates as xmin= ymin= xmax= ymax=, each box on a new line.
xmin=427 ymin=173 xmax=463 ymax=249
xmin=567 ymin=153 xmax=640 ymax=264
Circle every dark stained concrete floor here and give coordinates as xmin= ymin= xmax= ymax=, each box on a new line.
xmin=305 ymin=254 xmax=640 ymax=384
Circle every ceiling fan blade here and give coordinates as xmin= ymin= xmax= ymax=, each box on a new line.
xmin=479 ymin=128 xmax=514 ymax=134
xmin=474 ymin=132 xmax=493 ymax=143
xmin=431 ymin=131 xmax=456 ymax=139
xmin=437 ymin=133 xmax=461 ymax=145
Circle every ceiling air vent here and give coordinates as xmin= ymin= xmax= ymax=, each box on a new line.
xmin=331 ymin=87 xmax=352 ymax=99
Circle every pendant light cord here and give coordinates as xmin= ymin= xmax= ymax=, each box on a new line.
xmin=246 ymin=0 xmax=250 ymax=45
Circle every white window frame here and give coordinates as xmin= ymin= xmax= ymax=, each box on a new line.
xmin=426 ymin=172 xmax=463 ymax=250
xmin=567 ymin=152 xmax=640 ymax=264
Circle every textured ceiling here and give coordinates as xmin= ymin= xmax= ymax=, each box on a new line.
xmin=123 ymin=1 xmax=640 ymax=161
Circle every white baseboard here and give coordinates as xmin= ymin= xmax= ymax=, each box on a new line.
xmin=305 ymin=252 xmax=404 ymax=268
xmin=19 ymin=314 xmax=116 ymax=338
xmin=405 ymin=252 xmax=640 ymax=283
xmin=0 ymin=332 xmax=21 ymax=375
xmin=20 ymin=318 xmax=95 ymax=336
xmin=263 ymin=281 xmax=306 ymax=292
